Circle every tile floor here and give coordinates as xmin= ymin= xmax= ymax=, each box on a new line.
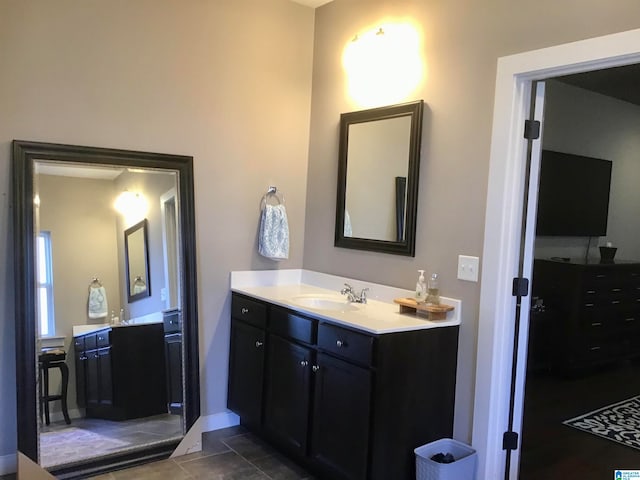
xmin=3 ymin=426 xmax=314 ymax=480
xmin=40 ymin=414 xmax=182 ymax=469
xmin=88 ymin=426 xmax=314 ymax=480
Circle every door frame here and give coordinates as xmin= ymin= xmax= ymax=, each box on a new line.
xmin=473 ymin=28 xmax=640 ymax=480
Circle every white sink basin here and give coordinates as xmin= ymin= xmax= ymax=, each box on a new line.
xmin=290 ymin=294 xmax=359 ymax=312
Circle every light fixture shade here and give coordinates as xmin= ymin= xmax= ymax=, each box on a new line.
xmin=114 ymin=190 xmax=148 ymax=225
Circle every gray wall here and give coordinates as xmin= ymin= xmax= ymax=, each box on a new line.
xmin=303 ymin=0 xmax=640 ymax=441
xmin=0 ymin=0 xmax=313 ymax=463
xmin=536 ymin=80 xmax=640 ymax=261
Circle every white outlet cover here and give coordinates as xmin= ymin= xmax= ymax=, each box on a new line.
xmin=458 ymin=255 xmax=480 ymax=282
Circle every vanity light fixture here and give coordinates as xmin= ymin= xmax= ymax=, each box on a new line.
xmin=114 ymin=190 xmax=148 ymax=225
xmin=343 ymin=23 xmax=424 ymax=107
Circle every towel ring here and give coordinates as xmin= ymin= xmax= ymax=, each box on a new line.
xmin=261 ymin=186 xmax=285 ymax=208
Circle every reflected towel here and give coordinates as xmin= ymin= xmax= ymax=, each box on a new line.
xmin=344 ymin=210 xmax=353 ymax=237
xmin=259 ymin=204 xmax=289 ymax=260
xmin=88 ymin=286 xmax=108 ymax=319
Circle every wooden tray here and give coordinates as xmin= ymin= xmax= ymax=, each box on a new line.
xmin=393 ymin=297 xmax=454 ymax=320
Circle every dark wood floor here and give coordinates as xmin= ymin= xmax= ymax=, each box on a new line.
xmin=519 ymin=359 xmax=640 ymax=479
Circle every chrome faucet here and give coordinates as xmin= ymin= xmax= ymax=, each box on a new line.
xmin=340 ymin=283 xmax=369 ymax=304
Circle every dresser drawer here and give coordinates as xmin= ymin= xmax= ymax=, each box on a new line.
xmin=318 ymin=323 xmax=374 ymax=365
xmin=232 ymin=295 xmax=267 ymax=328
xmin=270 ymin=307 xmax=315 ymax=344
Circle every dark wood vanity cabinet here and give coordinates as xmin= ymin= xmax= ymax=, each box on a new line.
xmin=74 ymin=323 xmax=167 ymax=420
xmin=163 ymin=309 xmax=183 ymax=414
xmin=532 ymin=259 xmax=640 ymax=372
xmin=228 ymin=293 xmax=459 ymax=480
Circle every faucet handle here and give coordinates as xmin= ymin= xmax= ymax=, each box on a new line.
xmin=341 ymin=283 xmax=353 ymax=294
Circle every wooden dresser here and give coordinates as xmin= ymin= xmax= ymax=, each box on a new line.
xmin=532 ymin=258 xmax=640 ymax=373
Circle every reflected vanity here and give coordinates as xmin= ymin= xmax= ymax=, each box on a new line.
xmin=12 ymin=141 xmax=200 ymax=478
xmin=335 ymin=100 xmax=424 ymax=256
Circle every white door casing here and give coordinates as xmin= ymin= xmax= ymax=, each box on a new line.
xmin=474 ymin=28 xmax=640 ymax=480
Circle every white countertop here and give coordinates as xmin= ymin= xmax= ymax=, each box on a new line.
xmin=72 ymin=320 xmax=162 ymax=337
xmin=231 ymin=270 xmax=461 ymax=334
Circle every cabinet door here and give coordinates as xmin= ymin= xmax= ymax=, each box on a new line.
xmin=165 ymin=332 xmax=183 ymax=414
xmin=264 ymin=334 xmax=312 ymax=455
xmin=97 ymin=347 xmax=113 ymax=405
xmin=86 ymin=349 xmax=99 ymax=405
xmin=310 ymin=353 xmax=371 ymax=480
xmin=228 ymin=319 xmax=266 ymax=428
xmin=74 ymin=352 xmax=87 ymax=407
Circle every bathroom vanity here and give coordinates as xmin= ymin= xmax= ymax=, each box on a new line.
xmin=73 ymin=322 xmax=167 ymax=420
xmin=228 ymin=271 xmax=461 ymax=480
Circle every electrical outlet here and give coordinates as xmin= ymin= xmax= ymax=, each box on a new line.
xmin=458 ymin=255 xmax=480 ymax=282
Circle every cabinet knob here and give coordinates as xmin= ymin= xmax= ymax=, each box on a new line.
xmin=625 ymin=317 xmax=635 ymax=322
xmin=255 ymin=340 xmax=263 ymax=348
xmin=300 ymin=360 xmax=308 ymax=367
xmin=312 ymin=365 xmax=320 ymax=373
xmin=336 ymin=339 xmax=345 ymax=348
xmin=241 ymin=307 xmax=249 ymax=314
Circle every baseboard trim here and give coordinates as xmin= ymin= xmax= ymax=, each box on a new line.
xmin=0 ymin=452 xmax=17 ymax=475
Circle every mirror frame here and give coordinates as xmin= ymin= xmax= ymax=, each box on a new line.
xmin=12 ymin=140 xmax=200 ymax=477
xmin=334 ymin=100 xmax=424 ymax=256
xmin=124 ymin=218 xmax=152 ymax=303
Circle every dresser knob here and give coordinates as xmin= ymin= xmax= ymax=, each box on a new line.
xmin=255 ymin=341 xmax=263 ymax=348
xmin=336 ymin=340 xmax=344 ymax=348
xmin=241 ymin=307 xmax=249 ymax=314
xmin=312 ymin=365 xmax=320 ymax=373
xmin=300 ymin=360 xmax=308 ymax=367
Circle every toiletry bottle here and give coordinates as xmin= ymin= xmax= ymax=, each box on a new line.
xmin=120 ymin=308 xmax=125 ymax=325
xmin=416 ymin=270 xmax=426 ymax=303
xmin=426 ymin=273 xmax=440 ymax=305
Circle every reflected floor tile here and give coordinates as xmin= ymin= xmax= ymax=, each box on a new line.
xmin=108 ymin=459 xmax=192 ymax=480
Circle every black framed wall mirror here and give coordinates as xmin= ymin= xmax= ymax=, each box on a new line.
xmin=125 ymin=218 xmax=151 ymax=302
xmin=12 ymin=140 xmax=200 ymax=478
xmin=335 ymin=100 xmax=424 ymax=256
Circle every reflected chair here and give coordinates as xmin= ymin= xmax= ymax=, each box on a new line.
xmin=38 ymin=349 xmax=71 ymax=425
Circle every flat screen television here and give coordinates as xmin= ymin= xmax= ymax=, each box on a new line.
xmin=536 ymin=150 xmax=612 ymax=237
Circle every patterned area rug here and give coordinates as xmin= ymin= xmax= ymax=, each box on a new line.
xmin=563 ymin=395 xmax=640 ymax=451
xmin=40 ymin=427 xmax=131 ymax=468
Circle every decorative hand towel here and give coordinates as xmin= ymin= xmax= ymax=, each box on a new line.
xmin=259 ymin=203 xmax=290 ymax=260
xmin=88 ymin=286 xmax=108 ymax=319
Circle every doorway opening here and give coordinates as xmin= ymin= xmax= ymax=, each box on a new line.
xmin=519 ymin=65 xmax=640 ymax=479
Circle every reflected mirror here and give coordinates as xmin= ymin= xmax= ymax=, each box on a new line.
xmin=13 ymin=140 xmax=200 ymax=478
xmin=335 ymin=100 xmax=424 ymax=256
xmin=125 ymin=219 xmax=151 ymax=302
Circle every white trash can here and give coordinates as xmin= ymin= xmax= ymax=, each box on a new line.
xmin=415 ymin=438 xmax=477 ymax=480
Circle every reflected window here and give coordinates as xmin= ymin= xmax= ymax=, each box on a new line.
xmin=37 ymin=231 xmax=55 ymax=337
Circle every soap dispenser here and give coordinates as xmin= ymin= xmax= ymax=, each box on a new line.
xmin=426 ymin=273 xmax=440 ymax=305
xmin=416 ymin=270 xmax=427 ymax=303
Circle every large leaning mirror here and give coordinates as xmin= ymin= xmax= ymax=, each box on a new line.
xmin=335 ymin=100 xmax=424 ymax=256
xmin=13 ymin=140 xmax=200 ymax=478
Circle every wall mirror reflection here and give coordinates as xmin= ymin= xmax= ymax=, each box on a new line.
xmin=335 ymin=100 xmax=424 ymax=256
xmin=13 ymin=141 xmax=200 ymax=478
xmin=125 ymin=218 xmax=151 ymax=302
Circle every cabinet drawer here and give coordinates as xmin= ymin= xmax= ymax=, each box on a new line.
xmin=73 ymin=336 xmax=85 ymax=352
xmin=232 ymin=295 xmax=267 ymax=328
xmin=84 ymin=334 xmax=97 ymax=351
xmin=318 ymin=323 xmax=373 ymax=365
xmin=96 ymin=330 xmax=110 ymax=347
xmin=270 ymin=307 xmax=315 ymax=344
